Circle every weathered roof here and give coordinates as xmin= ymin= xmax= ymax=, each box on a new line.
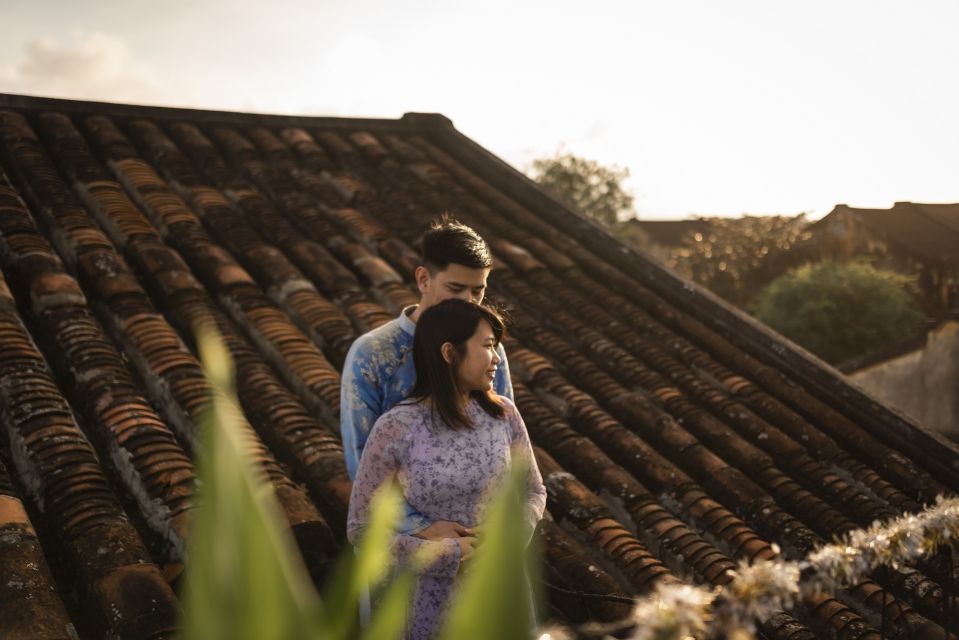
xmin=0 ymin=93 xmax=957 ymax=639
xmin=815 ymin=202 xmax=959 ymax=265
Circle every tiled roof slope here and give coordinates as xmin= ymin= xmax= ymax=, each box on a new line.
xmin=0 ymin=93 xmax=957 ymax=639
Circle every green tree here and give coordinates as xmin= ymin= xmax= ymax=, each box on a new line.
xmin=755 ymin=261 xmax=924 ymax=364
xmin=667 ymin=214 xmax=815 ymax=309
xmin=529 ymin=150 xmax=635 ymax=226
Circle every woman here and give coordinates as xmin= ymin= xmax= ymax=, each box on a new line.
xmin=346 ymin=299 xmax=547 ymax=639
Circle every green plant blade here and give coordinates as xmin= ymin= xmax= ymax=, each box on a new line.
xmin=439 ymin=456 xmax=540 ymax=640
xmin=180 ymin=326 xmax=323 ymax=640
xmin=360 ymin=570 xmax=415 ymax=640
xmin=321 ymin=481 xmax=404 ymax=639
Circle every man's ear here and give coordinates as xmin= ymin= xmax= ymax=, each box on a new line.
xmin=414 ymin=266 xmax=431 ymax=294
xmin=441 ymin=342 xmax=456 ymax=364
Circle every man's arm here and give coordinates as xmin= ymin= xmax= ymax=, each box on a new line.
xmin=340 ymin=337 xmax=435 ymax=536
xmin=340 ymin=338 xmax=382 ymax=480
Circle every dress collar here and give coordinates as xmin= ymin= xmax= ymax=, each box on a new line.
xmin=398 ymin=305 xmax=418 ymax=337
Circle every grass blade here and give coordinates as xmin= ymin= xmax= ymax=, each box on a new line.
xmin=439 ymin=456 xmax=540 ymax=640
xmin=180 ymin=325 xmax=323 ymax=640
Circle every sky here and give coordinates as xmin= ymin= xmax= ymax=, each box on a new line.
xmin=2 ymin=1 xmax=959 ymax=219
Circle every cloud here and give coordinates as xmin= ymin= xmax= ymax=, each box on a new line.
xmin=0 ymin=31 xmax=163 ymax=104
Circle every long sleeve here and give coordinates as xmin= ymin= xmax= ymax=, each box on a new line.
xmin=347 ymin=412 xmax=461 ymax=579
xmin=341 ymin=336 xmax=431 ymax=534
xmin=340 ymin=336 xmax=381 ymax=481
xmin=504 ymin=401 xmax=547 ymax=543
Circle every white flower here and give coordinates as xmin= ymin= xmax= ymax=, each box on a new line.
xmin=721 ymin=559 xmax=801 ymax=628
xmin=630 ymin=583 xmax=715 ymax=640
xmin=623 ymin=497 xmax=959 ymax=639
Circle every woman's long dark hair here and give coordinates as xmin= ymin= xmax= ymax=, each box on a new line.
xmin=409 ymin=299 xmax=506 ymax=430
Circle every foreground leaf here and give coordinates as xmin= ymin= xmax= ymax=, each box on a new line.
xmin=180 ymin=326 xmax=323 ymax=640
xmin=322 ymin=482 xmax=407 ymax=639
xmin=440 ymin=456 xmax=540 ymax=640
xmin=360 ymin=570 xmax=415 ymax=640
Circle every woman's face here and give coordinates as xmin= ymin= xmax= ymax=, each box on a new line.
xmin=449 ymin=319 xmax=501 ymax=394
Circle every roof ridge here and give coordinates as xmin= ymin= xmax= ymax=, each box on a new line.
xmin=0 ymin=92 xmax=450 ymax=132
xmin=908 ymin=202 xmax=959 ymax=236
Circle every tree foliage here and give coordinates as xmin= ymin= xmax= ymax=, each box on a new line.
xmin=529 ymin=150 xmax=635 ymax=226
xmin=755 ymin=261 xmax=924 ymax=364
xmin=666 ymin=215 xmax=816 ymax=309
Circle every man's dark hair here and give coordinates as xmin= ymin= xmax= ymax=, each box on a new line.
xmin=420 ymin=216 xmax=492 ymax=273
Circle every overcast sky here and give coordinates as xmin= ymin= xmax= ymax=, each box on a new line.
xmin=3 ymin=1 xmax=958 ymax=219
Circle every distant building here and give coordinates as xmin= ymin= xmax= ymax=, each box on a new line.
xmin=810 ymin=202 xmax=959 ymax=316
xmin=841 ymin=314 xmax=959 ymax=442
xmin=616 ymin=218 xmax=717 ymax=249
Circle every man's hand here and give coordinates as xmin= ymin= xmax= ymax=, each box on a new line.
xmin=414 ymin=519 xmax=473 ymax=541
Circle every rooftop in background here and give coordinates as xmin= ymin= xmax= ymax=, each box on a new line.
xmin=616 ymin=218 xmax=717 ymax=248
xmin=840 ymin=312 xmax=959 ymax=443
xmin=0 ymin=93 xmax=957 ymax=639
xmin=814 ymin=202 xmax=959 ymax=266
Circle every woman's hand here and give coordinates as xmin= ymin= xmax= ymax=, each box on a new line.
xmin=456 ymin=535 xmax=478 ymax=569
xmin=415 ymin=519 xmax=474 ymax=540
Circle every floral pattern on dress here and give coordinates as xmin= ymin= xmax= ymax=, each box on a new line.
xmin=347 ymin=397 xmax=546 ymax=640
xmin=340 ymin=305 xmax=513 ymax=535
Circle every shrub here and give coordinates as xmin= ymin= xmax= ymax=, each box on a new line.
xmin=755 ymin=261 xmax=924 ymax=364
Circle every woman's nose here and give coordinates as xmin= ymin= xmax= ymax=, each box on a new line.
xmin=492 ymin=350 xmax=501 ymax=365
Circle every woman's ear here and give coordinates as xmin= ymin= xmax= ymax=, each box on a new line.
xmin=440 ymin=342 xmax=456 ymax=365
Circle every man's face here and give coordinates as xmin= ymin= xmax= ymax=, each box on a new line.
xmin=416 ymin=263 xmax=490 ymax=311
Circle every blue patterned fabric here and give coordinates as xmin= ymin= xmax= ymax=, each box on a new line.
xmin=340 ymin=305 xmax=513 ymax=533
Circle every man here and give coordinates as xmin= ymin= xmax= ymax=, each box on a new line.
xmin=340 ymin=218 xmax=513 ymax=540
